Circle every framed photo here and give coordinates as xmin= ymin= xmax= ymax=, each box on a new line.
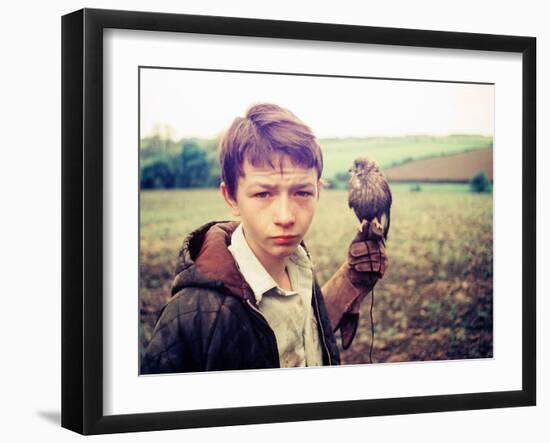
xmin=61 ymin=8 xmax=536 ymax=435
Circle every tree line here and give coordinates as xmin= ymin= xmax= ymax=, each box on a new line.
xmin=140 ymin=137 xmax=221 ymax=190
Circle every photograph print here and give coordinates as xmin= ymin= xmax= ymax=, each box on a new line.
xmin=138 ymin=67 xmax=494 ymax=374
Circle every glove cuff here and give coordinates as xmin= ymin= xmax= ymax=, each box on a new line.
xmin=322 ymin=262 xmax=374 ymax=348
xmin=339 ymin=313 xmax=359 ymax=350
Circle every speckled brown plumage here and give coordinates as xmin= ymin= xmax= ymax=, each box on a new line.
xmin=348 ymin=157 xmax=392 ymax=241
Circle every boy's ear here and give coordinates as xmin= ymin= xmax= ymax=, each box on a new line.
xmin=317 ymin=178 xmax=324 ymax=200
xmin=220 ymin=182 xmax=240 ymax=216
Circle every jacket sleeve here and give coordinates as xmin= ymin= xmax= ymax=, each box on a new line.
xmin=140 ymin=289 xmax=270 ymax=373
xmin=321 ymin=261 xmax=379 ymax=350
xmin=140 ymin=294 xmax=198 ymax=374
xmin=141 ymin=287 xmax=234 ymax=373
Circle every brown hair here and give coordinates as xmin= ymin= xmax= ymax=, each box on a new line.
xmin=219 ymin=103 xmax=323 ymax=200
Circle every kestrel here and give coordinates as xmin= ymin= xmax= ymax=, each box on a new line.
xmin=348 ymin=157 xmax=392 ymax=241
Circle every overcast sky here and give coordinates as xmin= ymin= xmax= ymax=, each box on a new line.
xmin=140 ymin=68 xmax=494 ymax=140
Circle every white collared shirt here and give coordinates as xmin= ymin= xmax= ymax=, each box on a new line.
xmin=228 ymin=223 xmax=323 ymax=368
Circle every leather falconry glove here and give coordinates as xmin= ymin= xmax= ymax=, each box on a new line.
xmin=322 ymin=219 xmax=388 ymax=350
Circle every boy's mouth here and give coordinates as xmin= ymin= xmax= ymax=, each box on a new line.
xmin=271 ymin=235 xmax=298 ymax=245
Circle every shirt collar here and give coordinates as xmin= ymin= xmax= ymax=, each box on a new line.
xmin=227 ymin=223 xmax=312 ymax=304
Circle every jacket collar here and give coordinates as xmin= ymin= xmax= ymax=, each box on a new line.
xmin=171 ymin=221 xmax=255 ymax=303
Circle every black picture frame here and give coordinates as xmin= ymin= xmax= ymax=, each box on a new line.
xmin=61 ymin=8 xmax=536 ymax=435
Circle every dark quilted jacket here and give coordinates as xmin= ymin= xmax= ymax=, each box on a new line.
xmin=141 ymin=221 xmax=340 ymax=374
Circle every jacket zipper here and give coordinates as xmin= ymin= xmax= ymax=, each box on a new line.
xmin=312 ymin=282 xmax=333 ymax=366
xmin=245 ymin=299 xmax=280 ymax=367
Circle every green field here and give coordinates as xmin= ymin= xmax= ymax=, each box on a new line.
xmin=140 ymin=187 xmax=493 ymax=364
xmin=320 ymin=135 xmax=493 ymax=179
xmin=389 ymin=182 xmax=472 ymax=193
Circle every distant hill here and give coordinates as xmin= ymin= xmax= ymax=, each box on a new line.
xmin=320 ymin=135 xmax=492 ymax=179
xmin=385 ymin=147 xmax=493 ymax=183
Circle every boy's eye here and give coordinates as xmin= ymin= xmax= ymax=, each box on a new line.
xmin=296 ymin=191 xmax=313 ymax=197
xmin=254 ymin=192 xmax=270 ymax=198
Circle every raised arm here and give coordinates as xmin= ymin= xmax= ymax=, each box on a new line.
xmin=322 ymin=221 xmax=388 ymax=349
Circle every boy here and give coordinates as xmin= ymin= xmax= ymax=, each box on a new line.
xmin=141 ymin=103 xmax=387 ymax=373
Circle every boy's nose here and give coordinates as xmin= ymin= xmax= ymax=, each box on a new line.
xmin=273 ymin=196 xmax=295 ymax=227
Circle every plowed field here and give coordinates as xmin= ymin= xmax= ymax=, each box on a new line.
xmin=385 ymin=147 xmax=493 ymax=182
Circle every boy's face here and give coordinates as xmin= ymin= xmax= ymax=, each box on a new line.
xmin=221 ymin=154 xmax=321 ymax=267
